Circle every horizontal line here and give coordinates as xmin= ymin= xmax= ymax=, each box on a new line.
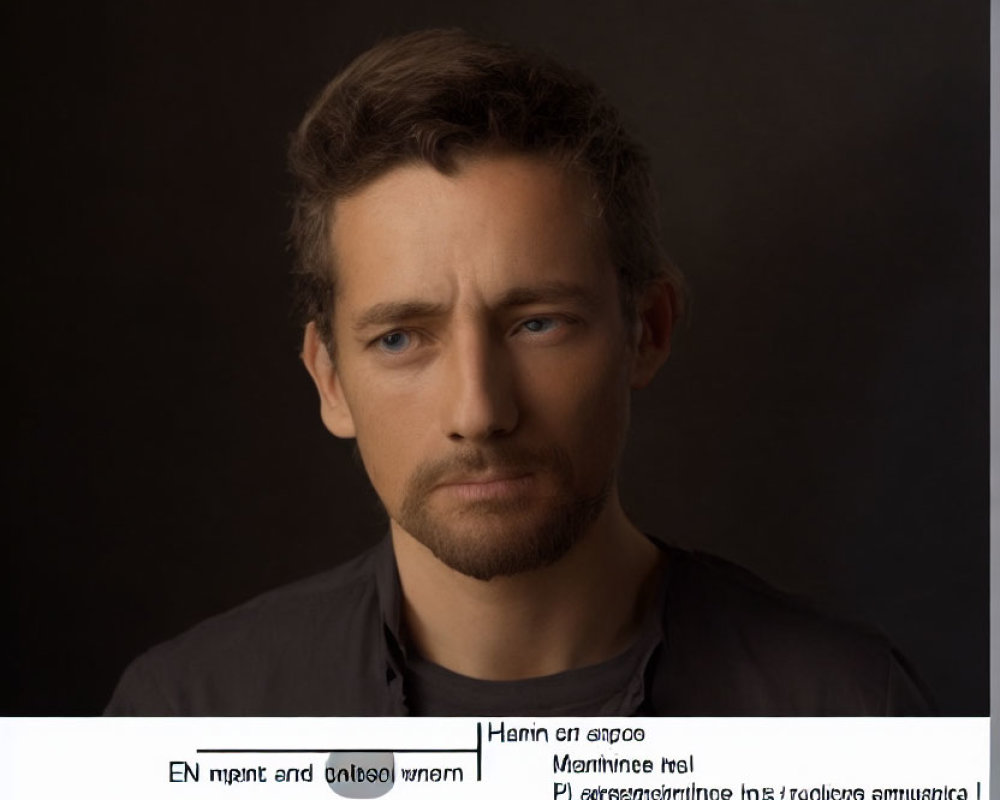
xmin=196 ymin=748 xmax=477 ymax=754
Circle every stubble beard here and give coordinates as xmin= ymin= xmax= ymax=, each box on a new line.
xmin=395 ymin=444 xmax=612 ymax=581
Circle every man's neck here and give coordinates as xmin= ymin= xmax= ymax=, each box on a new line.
xmin=391 ymin=495 xmax=664 ymax=681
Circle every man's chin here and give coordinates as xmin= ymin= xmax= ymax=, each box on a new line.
xmin=395 ymin=468 xmax=612 ymax=580
xmin=418 ymin=528 xmax=577 ymax=581
xmin=401 ymin=504 xmax=599 ymax=581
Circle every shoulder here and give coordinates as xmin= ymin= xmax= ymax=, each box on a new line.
xmin=650 ymin=545 xmax=932 ymax=715
xmin=105 ymin=543 xmax=388 ymax=716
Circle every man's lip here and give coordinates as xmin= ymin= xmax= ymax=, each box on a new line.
xmin=436 ymin=472 xmax=531 ymax=488
xmin=433 ymin=472 xmax=535 ymax=501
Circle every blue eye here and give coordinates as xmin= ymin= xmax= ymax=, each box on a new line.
xmin=378 ymin=330 xmax=411 ymax=352
xmin=522 ymin=317 xmax=557 ymax=334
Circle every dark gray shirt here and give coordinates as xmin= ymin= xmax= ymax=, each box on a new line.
xmin=105 ymin=536 xmax=932 ymax=715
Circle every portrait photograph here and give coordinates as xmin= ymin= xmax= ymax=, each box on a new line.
xmin=5 ymin=0 xmax=987 ymax=717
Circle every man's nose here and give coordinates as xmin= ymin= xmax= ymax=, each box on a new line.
xmin=442 ymin=326 xmax=519 ymax=442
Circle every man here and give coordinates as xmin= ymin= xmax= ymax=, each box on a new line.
xmin=106 ymin=29 xmax=930 ymax=716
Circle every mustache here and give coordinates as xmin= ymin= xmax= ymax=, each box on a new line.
xmin=406 ymin=444 xmax=572 ymax=494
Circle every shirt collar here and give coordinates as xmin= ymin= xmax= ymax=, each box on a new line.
xmin=372 ymin=534 xmax=408 ymax=712
xmin=372 ymin=531 xmax=669 ymax=715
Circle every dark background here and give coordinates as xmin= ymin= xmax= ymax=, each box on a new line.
xmin=7 ymin=1 xmax=987 ymax=714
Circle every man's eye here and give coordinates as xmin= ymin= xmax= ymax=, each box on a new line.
xmin=521 ymin=317 xmax=558 ymax=334
xmin=378 ymin=330 xmax=412 ymax=352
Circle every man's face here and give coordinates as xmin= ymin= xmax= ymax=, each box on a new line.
xmin=310 ymin=154 xmax=649 ymax=580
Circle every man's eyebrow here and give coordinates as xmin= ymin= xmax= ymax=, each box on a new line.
xmin=496 ymin=281 xmax=598 ymax=309
xmin=352 ymin=300 xmax=449 ymax=333
xmin=352 ymin=282 xmax=598 ymax=334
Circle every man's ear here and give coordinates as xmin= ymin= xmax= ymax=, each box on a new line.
xmin=301 ymin=322 xmax=357 ymax=438
xmin=630 ymin=280 xmax=675 ymax=389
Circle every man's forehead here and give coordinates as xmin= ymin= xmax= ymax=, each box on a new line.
xmin=327 ymin=154 xmax=610 ymax=316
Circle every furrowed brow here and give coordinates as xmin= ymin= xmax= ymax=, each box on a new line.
xmin=352 ymin=300 xmax=449 ymax=333
xmin=496 ymin=281 xmax=597 ymax=310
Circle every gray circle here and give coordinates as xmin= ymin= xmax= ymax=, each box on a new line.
xmin=324 ymin=751 xmax=395 ymax=798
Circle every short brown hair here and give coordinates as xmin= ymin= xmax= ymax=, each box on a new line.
xmin=288 ymin=28 xmax=684 ymax=348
